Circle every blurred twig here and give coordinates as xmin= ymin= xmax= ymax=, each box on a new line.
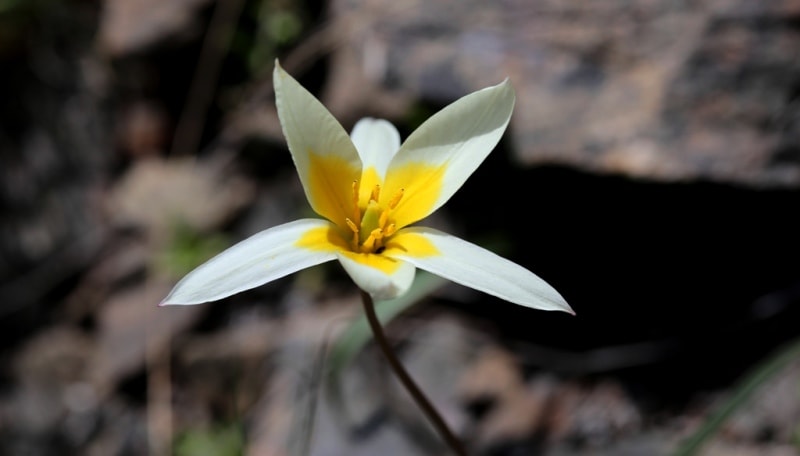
xmin=294 ymin=338 xmax=328 ymax=456
xmin=170 ymin=0 xmax=246 ymax=157
xmin=146 ymin=285 xmax=173 ymax=456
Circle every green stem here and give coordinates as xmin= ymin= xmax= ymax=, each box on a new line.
xmin=360 ymin=290 xmax=468 ymax=456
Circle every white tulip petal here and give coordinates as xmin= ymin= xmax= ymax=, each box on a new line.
xmin=351 ymin=118 xmax=401 ymax=180
xmin=383 ymin=79 xmax=515 ymax=226
xmin=162 ymin=64 xmax=570 ymax=313
xmin=162 ymin=219 xmax=338 ymax=305
xmin=273 ymin=61 xmax=361 ymax=225
xmin=336 ymin=252 xmax=416 ymax=300
xmin=387 ymin=227 xmax=573 ymax=313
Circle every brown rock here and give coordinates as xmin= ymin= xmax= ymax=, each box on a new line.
xmin=109 ymin=156 xmax=255 ymax=245
xmin=328 ymin=0 xmax=800 ymax=186
xmin=97 ymin=0 xmax=213 ymax=56
xmin=90 ymin=279 xmax=205 ymax=390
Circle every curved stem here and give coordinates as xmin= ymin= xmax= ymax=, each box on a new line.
xmin=360 ymin=290 xmax=468 ymax=456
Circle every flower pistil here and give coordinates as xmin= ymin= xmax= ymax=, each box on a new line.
xmin=345 ymin=180 xmax=404 ymax=254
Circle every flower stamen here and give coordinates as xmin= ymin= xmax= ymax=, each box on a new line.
xmin=347 ymin=186 xmax=405 ymax=254
xmin=345 ymin=217 xmax=359 ymax=234
xmin=388 ymin=188 xmax=404 ymax=209
xmin=378 ymin=210 xmax=389 ymax=230
xmin=351 ymin=180 xmax=361 ymax=226
xmin=360 ymin=228 xmax=384 ymax=252
xmin=345 ymin=217 xmax=360 ymax=249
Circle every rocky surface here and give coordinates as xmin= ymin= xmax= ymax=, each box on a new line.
xmin=1 ymin=0 xmax=799 ymax=455
xmin=326 ymin=0 xmax=800 ymax=187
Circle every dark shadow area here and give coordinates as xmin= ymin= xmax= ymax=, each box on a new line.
xmin=445 ymin=145 xmax=800 ymax=404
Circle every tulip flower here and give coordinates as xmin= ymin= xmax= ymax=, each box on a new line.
xmin=162 ymin=62 xmax=571 ymax=316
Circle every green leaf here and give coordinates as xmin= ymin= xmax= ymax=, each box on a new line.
xmin=673 ymin=336 xmax=800 ymax=456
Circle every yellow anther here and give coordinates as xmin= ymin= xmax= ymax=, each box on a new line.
xmin=351 ymin=180 xmax=361 ymax=225
xmin=344 ymin=182 xmax=400 ymax=253
xmin=370 ymin=184 xmax=381 ymax=203
xmin=345 ymin=218 xmax=359 ymax=234
xmin=360 ymin=228 xmax=383 ymax=252
xmin=345 ymin=218 xmax=360 ymax=248
xmin=378 ymin=210 xmax=389 ymax=230
xmin=388 ymin=188 xmax=404 ymax=209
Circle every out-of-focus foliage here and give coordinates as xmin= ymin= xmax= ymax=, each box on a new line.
xmin=674 ymin=336 xmax=800 ymax=455
xmin=0 ymin=0 xmax=23 ymax=14
xmin=793 ymin=424 xmax=800 ymax=450
xmin=155 ymin=222 xmax=231 ymax=280
xmin=174 ymin=424 xmax=244 ymax=456
xmin=237 ymin=0 xmax=305 ymax=77
xmin=328 ymin=270 xmax=447 ymax=374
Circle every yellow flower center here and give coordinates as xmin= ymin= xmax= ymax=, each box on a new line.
xmin=344 ymin=181 xmax=404 ymax=254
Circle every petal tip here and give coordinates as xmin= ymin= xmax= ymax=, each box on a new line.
xmin=273 ymin=61 xmax=284 ymax=82
xmin=547 ymin=295 xmax=574 ymax=315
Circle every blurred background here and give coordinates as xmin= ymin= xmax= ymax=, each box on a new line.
xmin=1 ymin=0 xmax=799 ymax=455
